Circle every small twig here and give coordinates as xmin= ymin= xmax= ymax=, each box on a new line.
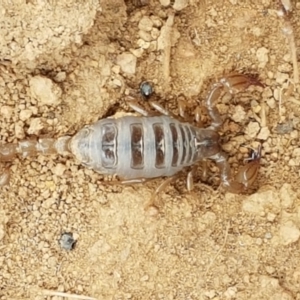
xmin=279 ymin=0 xmax=299 ymax=85
xmin=260 ymin=101 xmax=267 ymax=127
xmin=205 ymin=221 xmax=230 ymax=277
xmin=288 ymin=97 xmax=300 ymax=106
xmin=157 ymin=13 xmax=175 ymax=91
xmin=280 ymin=0 xmax=292 ymax=13
xmin=279 ymin=80 xmax=296 ymax=119
xmin=279 ymin=86 xmax=284 ymax=119
xmin=41 ymin=289 xmax=97 ymax=300
xmin=283 ymin=24 xmax=299 ymax=85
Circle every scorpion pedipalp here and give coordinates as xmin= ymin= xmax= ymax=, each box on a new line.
xmin=205 ymin=72 xmax=263 ymax=130
xmin=214 ymin=145 xmax=262 ymax=194
xmin=233 ymin=145 xmax=262 ymax=191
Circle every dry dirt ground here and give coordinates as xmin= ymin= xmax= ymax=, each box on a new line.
xmin=0 ymin=0 xmax=300 ymax=299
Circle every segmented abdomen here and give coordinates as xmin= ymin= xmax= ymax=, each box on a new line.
xmin=70 ymin=116 xmax=199 ymax=179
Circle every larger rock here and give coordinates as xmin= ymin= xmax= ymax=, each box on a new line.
xmin=279 ymin=221 xmax=300 ymax=245
xmin=242 ymin=188 xmax=281 ymax=216
xmin=279 ymin=183 xmax=296 ymax=209
xmin=29 ymin=76 xmax=62 ymax=106
xmin=116 ymin=53 xmax=137 ymax=75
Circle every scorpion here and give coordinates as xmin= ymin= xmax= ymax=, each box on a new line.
xmin=0 ymin=72 xmax=262 ymax=197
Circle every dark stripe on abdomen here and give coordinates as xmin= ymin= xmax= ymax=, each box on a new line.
xmin=101 ymin=123 xmax=117 ymax=168
xmin=130 ymin=123 xmax=144 ymax=169
xmin=186 ymin=126 xmax=192 ymax=162
xmin=170 ymin=123 xmax=179 ymax=167
xmin=153 ymin=123 xmax=165 ymax=168
xmin=180 ymin=125 xmax=189 ymax=164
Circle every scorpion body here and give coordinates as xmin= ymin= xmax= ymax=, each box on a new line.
xmin=0 ymin=73 xmax=262 ymax=193
xmin=69 ymin=115 xmax=219 ymax=179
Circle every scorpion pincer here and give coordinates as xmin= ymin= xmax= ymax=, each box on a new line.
xmin=0 ymin=73 xmax=262 ymax=194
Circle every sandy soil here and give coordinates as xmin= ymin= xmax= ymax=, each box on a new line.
xmin=0 ymin=0 xmax=300 ymax=299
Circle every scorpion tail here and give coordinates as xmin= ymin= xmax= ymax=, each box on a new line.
xmin=0 ymin=136 xmax=72 ymax=186
xmin=0 ymin=136 xmax=71 ymax=162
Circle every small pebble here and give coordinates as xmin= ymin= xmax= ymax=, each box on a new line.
xmin=59 ymin=232 xmax=76 ymax=250
xmin=256 ymin=47 xmax=269 ymax=68
xmin=275 ymin=71 xmax=289 ymax=84
xmin=53 ymin=163 xmax=66 ymax=176
xmin=116 ymin=53 xmax=137 ymax=74
xmin=257 ymin=126 xmax=270 ymax=140
xmin=150 ymin=15 xmax=163 ymax=28
xmin=279 ymin=221 xmax=300 ymax=246
xmin=173 ymin=0 xmax=189 ymax=11
xmin=137 ymin=39 xmax=150 ymax=49
xmin=1 ymin=106 xmax=13 ymax=119
xmin=266 ymin=266 xmax=275 ymax=274
xmin=245 ymin=122 xmax=260 ymax=138
xmin=159 ymin=0 xmax=170 ymax=6
xmin=27 ymin=118 xmax=44 ymax=135
xmin=54 ymin=71 xmax=66 ymax=82
xmin=140 ymin=81 xmax=153 ymax=98
xmin=15 ymin=122 xmax=25 ymax=139
xmin=19 ymin=109 xmax=33 ymax=121
xmin=266 ymin=213 xmax=276 ymax=222
xmin=265 ymin=232 xmax=273 ymax=239
xmin=138 ymin=16 xmax=153 ymax=32
xmin=130 ymin=48 xmax=144 ymax=58
xmin=275 ymin=121 xmax=293 ymax=135
xmin=29 ymin=76 xmax=62 ymax=106
xmin=266 ymin=98 xmax=276 ymax=109
xmin=138 ymin=30 xmax=152 ymax=42
xmin=231 ymin=105 xmax=246 ymax=123
xmin=151 ymin=28 xmax=160 ymax=40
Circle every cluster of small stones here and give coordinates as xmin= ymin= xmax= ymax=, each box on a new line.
xmin=0 ymin=1 xmax=99 ymax=65
xmin=115 ymin=14 xmax=165 ymax=76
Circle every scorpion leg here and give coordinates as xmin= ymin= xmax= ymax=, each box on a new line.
xmin=104 ymin=175 xmax=178 ymax=211
xmin=116 ymin=178 xmax=153 ymax=185
xmin=148 ymin=169 xmax=196 ymax=209
xmin=101 ymin=177 xmax=156 ymax=188
xmin=129 ymin=95 xmax=190 ymax=121
xmin=194 ymin=106 xmax=206 ymax=128
xmin=205 ymin=82 xmax=224 ymax=130
xmin=127 ymin=101 xmax=154 ymax=116
xmin=150 ymin=99 xmax=193 ymax=122
xmin=186 ymin=170 xmax=194 ymax=191
xmin=178 ymin=98 xmax=186 ymax=119
xmin=145 ymin=175 xmax=179 ymax=210
xmin=211 ymin=146 xmax=261 ymax=194
xmin=205 ymin=73 xmax=263 ymax=130
xmin=0 ymin=165 xmax=10 ymax=186
xmin=194 ymin=106 xmax=202 ymax=124
xmin=177 ymin=98 xmax=194 ymax=123
xmin=127 ymin=100 xmax=170 ymax=117
xmin=149 ymin=101 xmax=177 ymax=117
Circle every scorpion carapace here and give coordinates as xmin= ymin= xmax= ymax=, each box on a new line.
xmin=0 ymin=73 xmax=262 ymax=193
